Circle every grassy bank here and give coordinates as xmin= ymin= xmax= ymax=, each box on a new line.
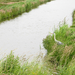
xmin=43 ymin=11 xmax=75 ymax=74
xmin=0 ymin=51 xmax=54 ymax=75
xmin=0 ymin=0 xmax=51 ymax=23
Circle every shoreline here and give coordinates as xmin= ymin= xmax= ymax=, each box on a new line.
xmin=0 ymin=0 xmax=51 ymax=23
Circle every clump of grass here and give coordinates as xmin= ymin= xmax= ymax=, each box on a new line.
xmin=0 ymin=4 xmax=7 ymax=7
xmin=0 ymin=51 xmax=20 ymax=73
xmin=43 ymin=35 xmax=55 ymax=53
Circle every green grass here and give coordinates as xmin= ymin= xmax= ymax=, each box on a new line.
xmin=0 ymin=0 xmax=51 ymax=22
xmin=43 ymin=24 xmax=75 ymax=64
xmin=0 ymin=0 xmax=25 ymax=3
xmin=0 ymin=4 xmax=7 ymax=7
xmin=0 ymin=51 xmax=54 ymax=75
xmin=43 ymin=10 xmax=75 ymax=74
xmin=71 ymin=10 xmax=75 ymax=28
xmin=0 ymin=24 xmax=74 ymax=75
xmin=0 ymin=1 xmax=75 ymax=74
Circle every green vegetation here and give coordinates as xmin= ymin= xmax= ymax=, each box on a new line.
xmin=0 ymin=0 xmax=24 ymax=3
xmin=71 ymin=10 xmax=75 ymax=28
xmin=0 ymin=0 xmax=75 ymax=74
xmin=0 ymin=0 xmax=51 ymax=22
xmin=1 ymin=24 xmax=75 ymax=75
xmin=0 ymin=21 xmax=75 ymax=75
xmin=0 ymin=51 xmax=54 ymax=75
xmin=43 ymin=10 xmax=75 ymax=75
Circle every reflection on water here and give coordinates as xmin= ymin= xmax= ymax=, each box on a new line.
xmin=0 ymin=0 xmax=75 ymax=62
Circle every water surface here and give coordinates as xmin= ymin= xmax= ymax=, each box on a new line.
xmin=0 ymin=0 xmax=75 ymax=62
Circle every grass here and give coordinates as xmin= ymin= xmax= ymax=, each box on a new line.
xmin=0 ymin=51 xmax=54 ymax=75
xmin=0 ymin=0 xmax=25 ymax=3
xmin=43 ymin=24 xmax=75 ymax=64
xmin=0 ymin=1 xmax=75 ymax=74
xmin=43 ymin=10 xmax=75 ymax=75
xmin=71 ymin=10 xmax=75 ymax=28
xmin=0 ymin=0 xmax=51 ymax=22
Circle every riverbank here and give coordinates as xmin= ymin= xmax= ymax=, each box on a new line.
xmin=0 ymin=51 xmax=54 ymax=75
xmin=0 ymin=0 xmax=51 ymax=23
xmin=43 ymin=10 xmax=75 ymax=75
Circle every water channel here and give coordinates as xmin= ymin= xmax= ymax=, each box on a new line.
xmin=0 ymin=0 xmax=75 ymax=62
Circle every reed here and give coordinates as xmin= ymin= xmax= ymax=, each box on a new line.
xmin=57 ymin=59 xmax=75 ymax=75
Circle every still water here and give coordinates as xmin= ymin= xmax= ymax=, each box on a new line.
xmin=0 ymin=0 xmax=75 ymax=62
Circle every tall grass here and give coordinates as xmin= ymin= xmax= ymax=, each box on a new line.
xmin=0 ymin=51 xmax=54 ymax=75
xmin=43 ymin=24 xmax=75 ymax=74
xmin=57 ymin=59 xmax=75 ymax=75
xmin=71 ymin=10 xmax=75 ymax=28
xmin=0 ymin=0 xmax=25 ymax=3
